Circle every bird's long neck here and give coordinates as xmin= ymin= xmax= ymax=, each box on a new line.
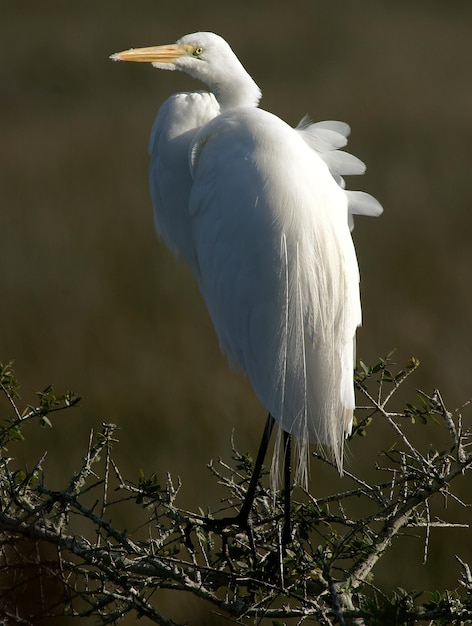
xmin=211 ymin=68 xmax=261 ymax=111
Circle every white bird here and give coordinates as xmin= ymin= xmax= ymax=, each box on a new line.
xmin=111 ymin=32 xmax=382 ymax=514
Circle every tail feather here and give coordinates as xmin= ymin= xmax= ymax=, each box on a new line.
xmin=270 ymin=220 xmax=357 ymax=487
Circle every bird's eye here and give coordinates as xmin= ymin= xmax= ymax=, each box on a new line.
xmin=193 ymin=46 xmax=204 ymax=57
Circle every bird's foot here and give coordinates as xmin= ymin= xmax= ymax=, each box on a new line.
xmin=203 ymin=511 xmax=249 ymax=531
xmin=204 ymin=510 xmax=257 ymax=557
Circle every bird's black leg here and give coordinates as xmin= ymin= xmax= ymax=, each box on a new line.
xmin=209 ymin=412 xmax=275 ymax=531
xmin=282 ymin=430 xmax=292 ymax=546
xmin=237 ymin=412 xmax=275 ymax=525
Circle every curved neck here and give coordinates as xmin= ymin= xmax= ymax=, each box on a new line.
xmin=213 ymin=72 xmax=262 ymax=111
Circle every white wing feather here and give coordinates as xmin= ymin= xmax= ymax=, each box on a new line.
xmin=148 ymin=91 xmax=220 ymax=266
xmin=296 ymin=117 xmax=383 ymax=231
xmin=189 ymin=107 xmax=360 ymax=481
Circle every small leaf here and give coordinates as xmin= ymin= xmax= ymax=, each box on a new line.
xmin=10 ymin=426 xmax=25 ymax=442
xmin=65 ymin=391 xmax=81 ymax=407
xmin=407 ymin=356 xmax=420 ymax=369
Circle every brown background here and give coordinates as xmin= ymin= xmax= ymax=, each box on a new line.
xmin=2 ymin=1 xmax=472 ymax=623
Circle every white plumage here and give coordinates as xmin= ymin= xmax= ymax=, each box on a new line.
xmin=112 ymin=32 xmax=382 ymax=485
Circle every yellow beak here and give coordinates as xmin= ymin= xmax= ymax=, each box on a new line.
xmin=110 ymin=43 xmax=193 ymax=64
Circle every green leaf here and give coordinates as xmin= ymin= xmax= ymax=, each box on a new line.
xmin=10 ymin=425 xmax=25 ymax=442
xmin=39 ymin=415 xmax=53 ymax=428
xmin=407 ymin=356 xmax=420 ymax=369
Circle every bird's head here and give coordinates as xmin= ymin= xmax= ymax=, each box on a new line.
xmin=111 ymin=32 xmax=261 ymax=110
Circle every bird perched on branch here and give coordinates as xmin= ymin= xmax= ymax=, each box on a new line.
xmin=111 ymin=32 xmax=382 ymax=538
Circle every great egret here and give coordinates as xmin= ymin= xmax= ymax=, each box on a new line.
xmin=111 ymin=32 xmax=382 ymax=536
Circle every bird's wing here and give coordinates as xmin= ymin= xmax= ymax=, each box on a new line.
xmin=297 ymin=117 xmax=364 ymax=173
xmin=189 ymin=107 xmax=360 ymax=479
xmin=296 ymin=117 xmax=383 ymax=230
xmin=148 ymin=91 xmax=220 ymax=267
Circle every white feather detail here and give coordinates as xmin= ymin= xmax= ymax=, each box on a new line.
xmin=187 ymin=107 xmax=360 ymax=484
xmin=346 ymin=191 xmax=384 ymax=231
xmin=296 ymin=117 xmax=383 ymax=231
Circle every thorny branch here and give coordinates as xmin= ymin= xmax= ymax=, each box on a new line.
xmin=0 ymin=357 xmax=471 ymax=625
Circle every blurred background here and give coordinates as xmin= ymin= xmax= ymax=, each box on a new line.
xmin=1 ymin=0 xmax=471 ymax=623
